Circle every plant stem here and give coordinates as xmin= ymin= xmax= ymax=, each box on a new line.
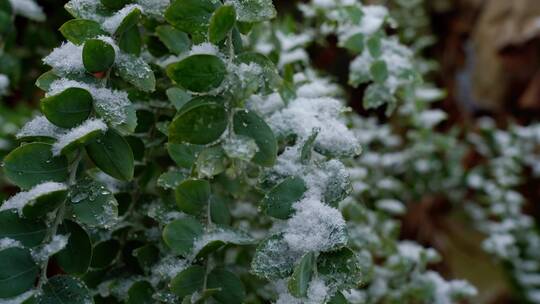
xmin=37 ymin=150 xmax=83 ymax=287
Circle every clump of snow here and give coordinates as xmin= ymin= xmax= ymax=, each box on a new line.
xmin=17 ymin=116 xmax=63 ymax=139
xmin=269 ymin=96 xmax=360 ymax=156
xmin=135 ymin=0 xmax=169 ymax=18
xmin=246 ymin=93 xmax=285 ymax=116
xmin=150 ymin=255 xmax=187 ymax=286
xmin=0 ymin=238 xmax=23 ymax=250
xmin=418 ymin=110 xmax=447 ymax=128
xmin=9 ymin=0 xmax=45 ymax=21
xmin=52 ymin=119 xmax=107 ymax=155
xmin=32 ymin=234 xmax=69 ymax=262
xmin=1 ymin=182 xmax=68 ymax=215
xmin=284 ymin=197 xmax=347 ymax=253
xmin=359 ymin=6 xmax=388 ymax=35
xmin=375 ymin=199 xmax=405 ymax=215
xmin=296 ymin=79 xmax=340 ymax=98
xmin=102 ymin=4 xmax=143 ymax=34
xmin=43 ymin=42 xmax=84 ymax=75
xmin=423 ymin=271 xmax=478 ymax=304
xmin=0 ymin=74 xmax=9 ymax=96
xmin=189 ymin=43 xmax=219 ymax=56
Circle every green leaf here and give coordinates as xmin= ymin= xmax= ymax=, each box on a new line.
xmin=251 ymin=234 xmax=299 ymax=280
xmin=35 ymin=70 xmax=60 ymax=91
xmin=167 ymin=54 xmax=226 ymax=93
xmin=55 ymin=220 xmax=92 ymax=275
xmin=367 ymin=34 xmax=382 ymax=58
xmin=195 ymin=146 xmax=226 ymax=178
xmin=127 ymin=281 xmax=154 ymax=304
xmin=21 ymin=186 xmax=67 ymax=219
xmin=175 ymin=179 xmax=211 ymax=215
xmin=342 ymin=33 xmax=364 ymax=54
xmin=41 ymin=87 xmax=93 ymax=128
xmin=167 ymin=143 xmax=203 ymax=169
xmin=231 ymin=0 xmax=276 ymax=22
xmin=166 ymin=87 xmax=192 ymax=110
xmin=163 ymin=217 xmax=204 ymax=256
xmin=156 ymin=25 xmax=191 ymax=55
xmin=288 ymin=252 xmax=315 ymax=298
xmin=0 ymin=210 xmax=46 ymax=247
xmin=83 ymin=39 xmax=116 ymax=73
xmin=119 ymin=26 xmax=142 ymax=56
xmin=114 ymin=7 xmax=141 ymax=36
xmin=328 ymin=292 xmax=348 ymax=304
xmin=317 ymin=247 xmax=362 ymax=290
xmin=67 ymin=176 xmax=119 ymax=227
xmin=116 ymin=54 xmax=156 ymax=92
xmin=322 ymin=162 xmax=352 ymax=207
xmin=3 ymin=143 xmax=68 ymax=189
xmin=38 ymin=275 xmax=92 ymax=304
xmin=233 ymin=110 xmax=277 ymax=167
xmin=370 ymin=60 xmax=388 ymax=84
xmin=209 ymin=5 xmax=236 ymax=44
xmin=133 ymin=245 xmax=159 ymax=273
xmin=363 ymin=83 xmax=396 ymax=111
xmin=210 ymin=196 xmax=231 ymax=225
xmin=207 ymin=267 xmax=246 ymax=304
xmin=261 ymin=176 xmax=307 ymax=219
xmin=0 ymin=247 xmax=38 ymax=299
xmin=236 ymin=52 xmax=281 ymax=93
xmin=169 ymin=102 xmax=227 ymax=145
xmin=91 ymin=240 xmax=120 ymax=268
xmin=300 ymin=129 xmax=319 ymax=164
xmin=60 ymin=19 xmax=107 ymax=44
xmin=193 ymin=227 xmax=253 ymax=259
xmin=165 ymin=0 xmax=220 ymax=41
xmin=170 ymin=265 xmax=205 ymax=299
xmin=86 ymin=129 xmax=135 ymax=181
xmin=158 ymin=169 xmax=187 ymax=189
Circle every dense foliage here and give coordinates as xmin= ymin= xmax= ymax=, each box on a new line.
xmin=1 ymin=0 xmax=540 ymax=303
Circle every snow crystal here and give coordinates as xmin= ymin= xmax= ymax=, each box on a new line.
xmin=32 ymin=234 xmax=69 ymax=262
xmin=17 ymin=116 xmax=63 ymax=139
xmin=0 ymin=238 xmax=23 ymax=250
xmin=1 ymin=182 xmax=68 ymax=215
xmin=43 ymin=42 xmax=84 ymax=75
xmin=223 ymin=135 xmax=259 ymax=161
xmin=52 ymin=119 xmax=107 ymax=155
xmin=268 ymin=96 xmax=360 ymax=156
xmin=482 ymin=233 xmax=517 ymax=259
xmin=0 ymin=74 xmax=9 ymax=96
xmin=189 ymin=43 xmax=219 ymax=56
xmin=283 ymin=196 xmax=347 ymax=253
xmin=102 ymin=4 xmax=143 ymax=34
xmin=9 ymin=0 xmax=45 ymax=21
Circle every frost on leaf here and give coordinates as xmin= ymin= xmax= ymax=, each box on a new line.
xmin=1 ymin=182 xmax=67 ymax=215
xmin=17 ymin=115 xmax=63 ymax=140
xmin=52 ymin=118 xmax=107 ymax=155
